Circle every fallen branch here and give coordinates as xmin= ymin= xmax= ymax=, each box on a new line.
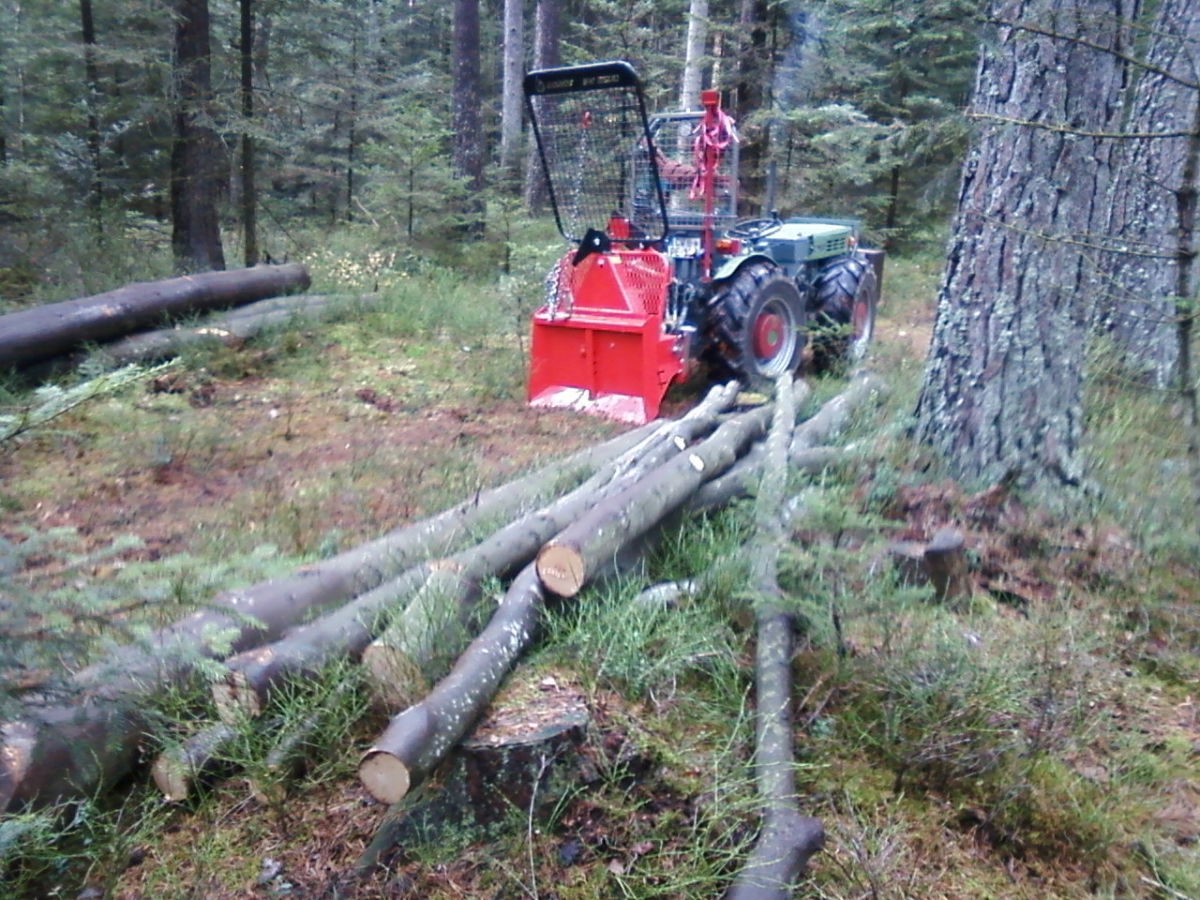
xmin=725 ymin=374 xmax=824 ymax=900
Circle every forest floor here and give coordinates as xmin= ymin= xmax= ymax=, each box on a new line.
xmin=2 ymin=251 xmax=1198 ymax=900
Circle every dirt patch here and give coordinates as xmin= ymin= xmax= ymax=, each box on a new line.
xmin=1 ymin=370 xmax=637 ymax=580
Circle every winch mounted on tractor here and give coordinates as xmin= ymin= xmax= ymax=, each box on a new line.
xmin=523 ymin=60 xmax=882 ymax=425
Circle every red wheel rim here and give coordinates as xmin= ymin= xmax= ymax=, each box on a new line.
xmin=753 ymin=312 xmax=785 ymax=361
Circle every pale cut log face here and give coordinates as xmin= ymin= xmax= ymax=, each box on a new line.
xmin=359 ymin=751 xmax=411 ymax=805
xmin=536 ymin=544 xmax=585 ymax=597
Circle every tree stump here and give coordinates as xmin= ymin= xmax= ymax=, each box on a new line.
xmin=924 ymin=526 xmax=971 ymax=603
xmin=355 ymin=671 xmax=590 ymax=875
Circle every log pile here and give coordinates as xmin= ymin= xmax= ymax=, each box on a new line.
xmin=0 ymin=372 xmax=886 ymax=889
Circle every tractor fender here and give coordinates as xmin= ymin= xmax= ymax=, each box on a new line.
xmin=710 ymin=253 xmax=777 ymax=286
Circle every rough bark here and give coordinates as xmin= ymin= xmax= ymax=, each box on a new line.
xmin=452 ymin=0 xmax=483 ymax=192
xmin=2 ymin=427 xmax=650 ymax=811
xmin=522 ymin=0 xmax=561 ymax=211
xmin=536 ymin=405 xmax=773 ymax=597
xmin=212 ymin=384 xmax=741 ymax=723
xmin=914 ymin=0 xmax=1136 ymax=492
xmin=725 ymin=375 xmax=824 ymax=900
xmin=79 ymin=0 xmax=102 ymax=226
xmin=0 ymin=264 xmax=310 ymax=369
xmin=1094 ymin=0 xmax=1200 ymax=387
xmin=498 ymin=0 xmax=524 ymax=177
xmin=239 ymin=0 xmax=258 ymax=267
xmin=170 ymin=0 xmax=226 ymax=273
xmin=92 ymin=292 xmax=379 ymax=366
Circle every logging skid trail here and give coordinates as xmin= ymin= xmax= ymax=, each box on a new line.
xmin=2 ymin=254 xmax=1199 ymax=900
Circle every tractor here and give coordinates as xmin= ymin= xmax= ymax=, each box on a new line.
xmin=523 ymin=60 xmax=882 ymax=425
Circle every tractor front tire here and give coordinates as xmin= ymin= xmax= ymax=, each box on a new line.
xmin=809 ymin=252 xmax=879 ymax=374
xmin=706 ymin=262 xmax=805 ymax=388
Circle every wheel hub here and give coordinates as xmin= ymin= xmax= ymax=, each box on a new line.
xmin=753 ymin=312 xmax=786 ymax=361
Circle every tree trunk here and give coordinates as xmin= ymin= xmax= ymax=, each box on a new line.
xmin=499 ymin=0 xmax=524 ymax=179
xmin=1094 ymin=0 xmax=1200 ymax=387
xmin=914 ymin=0 xmax=1135 ymax=493
xmin=452 ymin=0 xmax=484 ymax=230
xmin=170 ymin=0 xmax=226 ymax=273
xmin=681 ymin=0 xmax=709 ymax=109
xmin=240 ymin=0 xmax=258 ymax=267
xmin=537 ymin=404 xmax=772 ymax=597
xmin=79 ymin=0 xmax=102 ymax=231
xmin=725 ymin=375 xmax=824 ymax=900
xmin=523 ymin=0 xmax=561 ymax=212
xmin=0 ymin=264 xmax=310 ymax=369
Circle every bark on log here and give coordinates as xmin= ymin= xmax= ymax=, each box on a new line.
xmin=0 ymin=264 xmax=311 ymax=368
xmin=725 ymin=375 xmax=824 ymax=900
xmin=359 ymin=564 xmax=545 ymax=804
xmin=688 ymin=372 xmax=882 ymax=514
xmin=151 ymin=721 xmax=242 ymax=802
xmin=360 ymin=566 xmax=484 ymax=711
xmin=790 ymin=371 xmax=884 ymax=455
xmin=2 ymin=427 xmax=651 ymax=812
xmin=211 ymin=383 xmax=742 ymax=725
xmin=93 ymin=293 xmax=379 ymax=366
xmin=536 ymin=403 xmax=773 ymax=597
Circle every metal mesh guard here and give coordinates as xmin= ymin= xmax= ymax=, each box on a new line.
xmin=525 ymin=62 xmax=667 ymax=244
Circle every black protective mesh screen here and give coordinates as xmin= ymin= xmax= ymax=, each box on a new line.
xmin=524 ymin=62 xmax=668 ymax=244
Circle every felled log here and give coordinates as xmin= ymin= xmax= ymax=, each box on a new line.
xmin=353 ymin=673 xmax=590 ymax=877
xmin=94 ymin=292 xmax=379 ymax=366
xmin=76 ymin=422 xmax=653 ymax=704
xmin=536 ymin=403 xmax=773 ymax=598
xmin=790 ymin=370 xmax=884 ymax=455
xmin=725 ymin=375 xmax=824 ymax=900
xmin=360 ymin=565 xmax=484 ymax=710
xmin=211 ymin=382 xmax=741 ymax=725
xmin=358 ymin=565 xmax=546 ymax=804
xmin=151 ymin=721 xmax=244 ymax=802
xmin=2 ymin=426 xmax=651 ymax=812
xmin=0 ymin=264 xmax=311 ymax=369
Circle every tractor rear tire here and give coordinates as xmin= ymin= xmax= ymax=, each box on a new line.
xmin=809 ymin=252 xmax=879 ymax=374
xmin=706 ymin=262 xmax=805 ymax=388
